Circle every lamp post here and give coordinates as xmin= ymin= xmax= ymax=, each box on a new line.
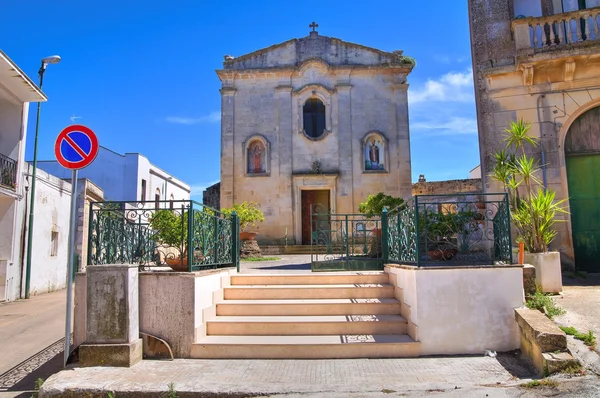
xmin=24 ymin=55 xmax=61 ymax=299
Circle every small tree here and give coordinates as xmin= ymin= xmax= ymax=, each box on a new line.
xmin=221 ymin=201 xmax=265 ymax=232
xmin=490 ymin=119 xmax=568 ymax=253
xmin=358 ymin=192 xmax=406 ymax=218
xmin=149 ymin=209 xmax=188 ymax=258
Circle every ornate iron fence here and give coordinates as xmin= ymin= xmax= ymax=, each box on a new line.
xmin=0 ymin=153 xmax=17 ymax=190
xmin=386 ymin=193 xmax=513 ymax=266
xmin=87 ymin=200 xmax=239 ymax=271
xmin=310 ymin=204 xmax=384 ymax=271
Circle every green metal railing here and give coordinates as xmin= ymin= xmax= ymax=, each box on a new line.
xmin=310 ymin=204 xmax=384 ymax=271
xmin=386 ymin=193 xmax=513 ymax=266
xmin=87 ymin=200 xmax=239 ymax=271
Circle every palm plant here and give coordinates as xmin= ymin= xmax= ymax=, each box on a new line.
xmin=490 ymin=119 xmax=568 ymax=253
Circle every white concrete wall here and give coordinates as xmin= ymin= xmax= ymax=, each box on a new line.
xmin=0 ymin=100 xmax=30 ymax=302
xmin=136 ymin=269 xmax=231 ymax=357
xmin=26 ymin=165 xmax=71 ymax=296
xmin=386 ymin=265 xmax=524 ymax=355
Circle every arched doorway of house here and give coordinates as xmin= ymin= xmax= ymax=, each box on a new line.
xmin=565 ymin=105 xmax=600 ymax=272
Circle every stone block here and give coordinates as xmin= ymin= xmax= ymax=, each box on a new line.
xmin=514 ymin=307 xmax=576 ymax=375
xmin=515 ymin=308 xmax=567 ymax=352
xmin=79 ymin=339 xmax=142 ymax=367
xmin=86 ymin=264 xmax=139 ymax=344
xmin=543 ymin=351 xmax=579 ymax=374
xmin=241 ymin=240 xmax=262 ymax=259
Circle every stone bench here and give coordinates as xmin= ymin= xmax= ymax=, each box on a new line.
xmin=515 ymin=307 xmax=578 ymax=375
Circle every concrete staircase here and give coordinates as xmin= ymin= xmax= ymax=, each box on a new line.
xmin=192 ymin=272 xmax=420 ymax=359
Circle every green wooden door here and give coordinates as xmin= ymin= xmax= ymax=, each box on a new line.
xmin=566 ymin=154 xmax=600 ymax=272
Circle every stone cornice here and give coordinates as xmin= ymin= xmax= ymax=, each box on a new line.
xmin=216 ymin=64 xmax=413 ymax=81
xmin=219 ymin=87 xmax=236 ymax=96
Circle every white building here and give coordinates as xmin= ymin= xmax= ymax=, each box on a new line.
xmin=0 ymin=50 xmax=46 ymax=302
xmin=469 ymin=165 xmax=481 ymax=179
xmin=37 ymin=146 xmax=191 ymax=204
xmin=23 ymin=165 xmax=72 ymax=297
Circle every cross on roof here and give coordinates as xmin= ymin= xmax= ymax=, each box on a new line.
xmin=309 ymin=22 xmax=319 ymax=32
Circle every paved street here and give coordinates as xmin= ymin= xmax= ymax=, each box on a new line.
xmin=555 ymin=273 xmax=600 ymax=351
xmin=40 ymin=354 xmax=544 ymax=397
xmin=240 ymin=254 xmax=311 ymax=273
xmin=0 ymin=290 xmax=68 ymax=397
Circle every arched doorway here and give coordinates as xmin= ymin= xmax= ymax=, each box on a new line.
xmin=565 ymin=105 xmax=600 ymax=272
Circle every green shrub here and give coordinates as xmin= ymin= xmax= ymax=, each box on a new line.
xmin=526 ymin=287 xmax=565 ymax=319
xmin=221 ymin=201 xmax=265 ymax=232
xmin=358 ymin=192 xmax=405 ymax=218
xmin=559 ymin=326 xmax=596 ymax=348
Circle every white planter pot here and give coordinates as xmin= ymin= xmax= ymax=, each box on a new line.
xmin=523 ymin=252 xmax=562 ymax=293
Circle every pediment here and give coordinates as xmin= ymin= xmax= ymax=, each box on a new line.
xmin=219 ymin=34 xmax=410 ymax=72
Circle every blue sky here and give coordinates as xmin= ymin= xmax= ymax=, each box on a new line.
xmin=1 ymin=0 xmax=478 ymax=201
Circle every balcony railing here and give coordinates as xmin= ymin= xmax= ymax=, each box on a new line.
xmin=0 ymin=153 xmax=17 ymax=190
xmin=513 ymin=7 xmax=600 ymax=53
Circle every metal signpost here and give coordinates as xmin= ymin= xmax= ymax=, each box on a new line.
xmin=54 ymin=125 xmax=99 ymax=366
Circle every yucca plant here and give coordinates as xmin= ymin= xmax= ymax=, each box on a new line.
xmin=490 ymin=119 xmax=568 ymax=253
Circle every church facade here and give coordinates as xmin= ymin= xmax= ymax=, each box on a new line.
xmin=217 ymin=27 xmax=414 ymax=244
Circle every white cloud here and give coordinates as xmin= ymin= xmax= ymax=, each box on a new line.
xmin=166 ymin=111 xmax=220 ymax=125
xmin=412 ymin=117 xmax=478 ymax=135
xmin=190 ymin=180 xmax=219 ymax=198
xmin=409 ymin=68 xmax=474 ymax=104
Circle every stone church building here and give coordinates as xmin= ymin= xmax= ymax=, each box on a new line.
xmin=217 ymin=26 xmax=415 ymax=244
xmin=469 ymin=0 xmax=600 ymax=271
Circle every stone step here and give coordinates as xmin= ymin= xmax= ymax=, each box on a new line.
xmin=216 ymin=298 xmax=402 ymax=316
xmin=223 ymin=284 xmax=395 ymax=300
xmin=206 ymin=315 xmax=407 ymax=336
xmin=191 ymin=334 xmax=420 ymax=359
xmin=230 ymin=273 xmax=389 ymax=286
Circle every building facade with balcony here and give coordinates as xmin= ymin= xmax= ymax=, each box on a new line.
xmin=468 ymin=0 xmax=600 ymax=272
xmin=0 ymin=50 xmax=47 ymax=301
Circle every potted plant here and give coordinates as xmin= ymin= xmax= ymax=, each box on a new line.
xmin=358 ymin=192 xmax=406 ymax=236
xmin=358 ymin=193 xmax=406 ymax=256
xmin=149 ymin=209 xmax=190 ymax=271
xmin=222 ymin=201 xmax=265 ymax=241
xmin=420 ymin=211 xmax=459 ymax=261
xmin=490 ymin=119 xmax=568 ymax=293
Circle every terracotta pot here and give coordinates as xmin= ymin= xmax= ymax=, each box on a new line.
xmin=165 ymin=256 xmax=188 ymax=272
xmin=443 ymin=248 xmax=458 ymax=260
xmin=428 ymin=250 xmax=444 ymax=261
xmin=428 ymin=248 xmax=458 ymax=261
xmin=240 ymin=231 xmax=257 ymax=241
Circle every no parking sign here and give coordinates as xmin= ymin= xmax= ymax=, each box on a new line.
xmin=54 ymin=124 xmax=99 ymax=169
xmin=54 ymin=124 xmax=99 ymax=366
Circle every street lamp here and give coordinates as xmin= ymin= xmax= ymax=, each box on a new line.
xmin=24 ymin=55 xmax=61 ymax=299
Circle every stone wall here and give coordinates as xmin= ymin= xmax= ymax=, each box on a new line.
xmin=468 ymin=0 xmax=600 ymax=266
xmin=202 ymin=182 xmax=220 ymax=210
xmin=411 ymin=178 xmax=482 ymax=196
